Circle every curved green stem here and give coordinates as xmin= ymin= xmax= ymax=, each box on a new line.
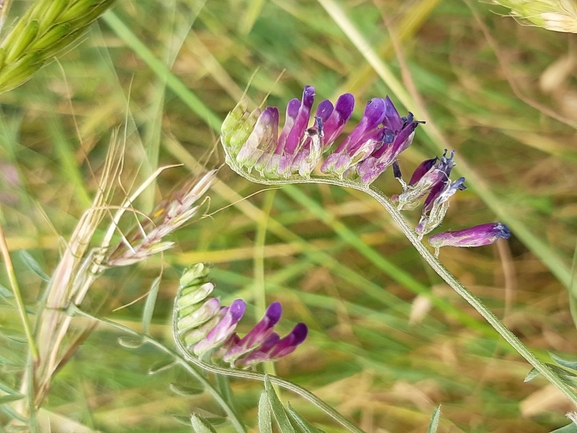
xmin=71 ymin=305 xmax=366 ymax=433
xmin=171 ymin=301 xmax=366 ymax=433
xmin=69 ymin=306 xmax=248 ymax=433
xmin=172 ymin=330 xmax=366 ymax=433
xmin=225 ymin=160 xmax=577 ymax=408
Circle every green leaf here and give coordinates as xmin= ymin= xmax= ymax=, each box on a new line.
xmin=551 ymin=353 xmax=577 ymax=372
xmin=427 ymin=406 xmax=441 ymax=433
xmin=148 ymin=359 xmax=176 ymax=375
xmin=524 ymin=368 xmax=540 ymax=382
xmin=169 ymin=383 xmax=205 ymax=397
xmin=190 ymin=414 xmax=217 ymax=433
xmin=287 ymin=403 xmax=325 ymax=433
xmin=264 ymin=375 xmax=296 ymax=433
xmin=0 ymin=394 xmax=24 ymax=405
xmin=173 ymin=415 xmax=194 ymax=426
xmin=524 ymin=364 xmax=577 ymax=387
xmin=142 ymin=276 xmax=161 ymax=335
xmin=117 ymin=336 xmax=144 ymax=349
xmin=551 ymin=422 xmax=577 ymax=433
xmin=258 ymin=391 xmax=273 ymax=433
xmin=17 ymin=250 xmax=49 ymax=281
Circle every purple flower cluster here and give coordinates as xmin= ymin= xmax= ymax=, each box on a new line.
xmin=222 ymin=85 xmax=420 ymax=182
xmin=221 ymin=86 xmax=511 ymax=253
xmin=175 ymin=264 xmax=307 ymax=368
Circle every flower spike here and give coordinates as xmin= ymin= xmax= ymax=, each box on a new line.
xmin=221 ymin=86 xmax=509 ymax=253
xmin=174 ymin=265 xmax=307 ymax=369
xmin=221 ymin=86 xmax=419 ymax=184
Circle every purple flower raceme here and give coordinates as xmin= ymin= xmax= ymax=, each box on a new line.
xmin=428 ymin=223 xmax=512 ymax=257
xmin=221 ymin=85 xmax=511 ymax=254
xmin=221 ymin=86 xmax=417 ymax=182
xmin=174 ymin=264 xmax=307 ymax=368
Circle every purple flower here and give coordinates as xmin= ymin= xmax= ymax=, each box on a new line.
xmin=428 ymin=223 xmax=511 ymax=256
xmin=416 ymin=176 xmax=467 ymax=237
xmin=321 ymin=93 xmax=355 ymax=145
xmin=408 ymin=157 xmax=440 ymax=186
xmin=238 ymin=323 xmax=308 ymax=367
xmin=220 ymin=86 xmax=419 ymax=184
xmin=392 ymin=151 xmax=455 ymax=211
xmin=223 ymin=301 xmax=283 ymax=364
xmin=321 ymin=98 xmax=387 ymax=177
xmin=193 ymin=299 xmax=246 ymax=356
xmin=290 ymin=94 xmax=356 ymax=177
xmin=357 ymin=108 xmax=421 ymax=184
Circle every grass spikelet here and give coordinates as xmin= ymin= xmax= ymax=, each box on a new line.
xmin=492 ymin=0 xmax=577 ymax=32
xmin=0 ymin=0 xmax=115 ymax=92
xmin=10 ymin=130 xmax=216 ymax=421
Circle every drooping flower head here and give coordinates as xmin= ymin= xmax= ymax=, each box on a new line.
xmin=221 ymin=86 xmax=511 ymax=254
xmin=221 ymin=86 xmax=419 ymax=183
xmin=174 ymin=264 xmax=307 ymax=368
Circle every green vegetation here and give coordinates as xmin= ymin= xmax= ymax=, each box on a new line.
xmin=1 ymin=0 xmax=577 ymax=431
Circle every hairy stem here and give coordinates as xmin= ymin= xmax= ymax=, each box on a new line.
xmin=227 ymin=161 xmax=577 ymax=407
xmin=71 ymin=305 xmax=365 ymax=433
xmin=69 ymin=306 xmax=248 ymax=433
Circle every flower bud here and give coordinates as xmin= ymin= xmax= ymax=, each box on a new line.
xmin=428 ymin=222 xmax=511 ymax=256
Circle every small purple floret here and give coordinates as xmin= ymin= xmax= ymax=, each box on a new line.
xmin=223 ymin=301 xmax=283 ymax=362
xmin=409 ymin=157 xmax=438 ymax=186
xmin=193 ymin=299 xmax=246 ymax=356
xmin=274 ymin=98 xmax=301 ymax=156
xmin=320 ymin=93 xmax=355 ymax=148
xmin=268 ymin=323 xmax=308 ymax=358
xmin=429 ymin=222 xmax=511 ymax=254
xmin=284 ymin=86 xmax=315 ymax=155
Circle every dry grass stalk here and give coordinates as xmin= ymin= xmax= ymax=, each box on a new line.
xmin=13 ymin=133 xmax=216 ymax=424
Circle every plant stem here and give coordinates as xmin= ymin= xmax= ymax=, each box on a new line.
xmin=363 ymin=184 xmax=577 ymax=407
xmin=0 ymin=223 xmax=38 ymax=362
xmin=225 ymin=159 xmax=577 ymax=408
xmin=72 ymin=305 xmax=366 ymax=433
xmin=69 ymin=306 xmax=248 ymax=433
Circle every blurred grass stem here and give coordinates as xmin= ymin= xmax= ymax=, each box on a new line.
xmin=0 ymin=0 xmax=13 ymax=33
xmin=0 ymin=223 xmax=38 ymax=362
xmin=102 ymin=11 xmax=221 ymax=131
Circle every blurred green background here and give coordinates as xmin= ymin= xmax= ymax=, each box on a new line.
xmin=1 ymin=0 xmax=577 ymax=431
